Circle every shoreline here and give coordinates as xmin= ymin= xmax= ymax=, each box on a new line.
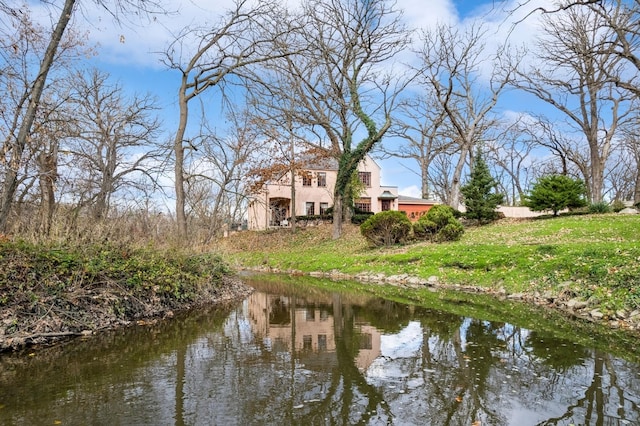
xmin=0 ymin=275 xmax=254 ymax=353
xmin=240 ymin=266 xmax=640 ymax=335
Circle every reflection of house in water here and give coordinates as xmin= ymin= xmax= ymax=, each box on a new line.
xmin=246 ymin=291 xmax=381 ymax=372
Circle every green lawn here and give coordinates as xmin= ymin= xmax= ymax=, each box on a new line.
xmin=219 ymin=214 xmax=640 ymax=314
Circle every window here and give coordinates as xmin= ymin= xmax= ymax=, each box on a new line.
xmin=358 ymin=172 xmax=371 ymax=187
xmin=320 ymin=202 xmax=329 ymax=215
xmin=306 ymin=308 xmax=315 ymax=321
xmin=317 ymin=172 xmax=326 ymax=187
xmin=320 ymin=310 xmax=329 ymax=321
xmin=355 ymin=197 xmax=371 ymax=212
xmin=306 ymin=202 xmax=315 ymax=215
xmin=303 ymin=335 xmax=313 ymax=351
xmin=302 ymin=173 xmax=312 ymax=186
xmin=318 ymin=335 xmax=327 ymax=352
xmin=359 ymin=333 xmax=373 ymax=350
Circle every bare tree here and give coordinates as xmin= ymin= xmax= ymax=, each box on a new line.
xmin=510 ymin=6 xmax=634 ymax=203
xmin=614 ymin=123 xmax=640 ymax=204
xmin=585 ymin=1 xmax=640 ymax=99
xmin=248 ymin=0 xmax=411 ymax=239
xmin=34 ymin=100 xmax=73 ymax=235
xmin=247 ymin=101 xmax=313 ymax=233
xmin=185 ymin=110 xmax=259 ymax=242
xmin=61 ymin=68 xmax=162 ymax=220
xmin=161 ymin=0 xmax=291 ymax=240
xmin=382 ymin=95 xmax=454 ymax=200
xmin=430 ymin=154 xmax=455 ymax=205
xmin=0 ymin=0 xmax=166 ymax=232
xmin=605 ymin=148 xmax=636 ymax=202
xmin=415 ymin=21 xmax=514 ymax=209
xmin=484 ymin=119 xmax=538 ymax=206
xmin=0 ymin=3 xmax=90 ymax=233
xmin=508 ymin=1 xmax=640 ymax=97
xmin=504 ymin=0 xmax=603 ymax=21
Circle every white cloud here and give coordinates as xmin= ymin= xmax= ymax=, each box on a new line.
xmin=27 ymin=0 xmax=553 ymax=71
xmin=75 ymin=1 xmax=234 ymax=68
xmin=73 ymin=0 xmax=304 ymax=68
xmin=396 ymin=0 xmax=458 ymax=31
xmin=399 ymin=185 xmax=422 ymax=198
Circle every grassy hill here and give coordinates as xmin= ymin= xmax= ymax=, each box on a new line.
xmin=219 ymin=214 xmax=640 ymax=317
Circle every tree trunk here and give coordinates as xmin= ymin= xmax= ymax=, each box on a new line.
xmin=634 ymin=167 xmax=640 ymax=206
xmin=332 ymin=194 xmax=342 ymax=240
xmin=37 ymin=149 xmax=57 ymax=235
xmin=589 ymin=147 xmax=605 ymax=203
xmin=174 ymin=74 xmax=190 ymax=240
xmin=449 ymin=142 xmax=471 ymax=210
xmin=0 ymin=0 xmax=76 ymax=232
xmin=421 ymin=158 xmax=430 ymax=199
xmin=290 ymin=169 xmax=296 ymax=232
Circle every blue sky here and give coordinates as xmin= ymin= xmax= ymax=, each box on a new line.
xmin=49 ymin=0 xmax=555 ymax=197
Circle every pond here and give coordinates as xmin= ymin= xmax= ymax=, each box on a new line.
xmin=1 ymin=275 xmax=639 ymax=425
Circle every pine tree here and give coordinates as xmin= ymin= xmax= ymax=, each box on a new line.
xmin=523 ymin=175 xmax=587 ymax=216
xmin=460 ymin=150 xmax=504 ymax=223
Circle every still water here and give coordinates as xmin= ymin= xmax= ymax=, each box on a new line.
xmin=1 ymin=276 xmax=639 ymax=425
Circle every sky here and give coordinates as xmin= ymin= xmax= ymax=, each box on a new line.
xmin=31 ymin=0 xmax=558 ymax=198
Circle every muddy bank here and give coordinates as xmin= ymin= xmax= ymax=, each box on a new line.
xmin=0 ymin=275 xmax=253 ymax=352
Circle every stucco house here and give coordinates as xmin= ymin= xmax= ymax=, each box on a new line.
xmin=247 ymin=155 xmax=401 ymax=230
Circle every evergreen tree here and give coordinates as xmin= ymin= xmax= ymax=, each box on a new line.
xmin=523 ymin=174 xmax=587 ymax=216
xmin=460 ymin=150 xmax=504 ymax=223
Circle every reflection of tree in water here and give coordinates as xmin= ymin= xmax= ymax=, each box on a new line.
xmin=5 ymin=281 xmax=640 ymax=425
xmin=360 ymin=298 xmax=414 ymax=334
xmin=536 ymin=350 xmax=640 ymax=425
xmin=294 ymin=295 xmax=393 ymax=424
xmin=525 ymin=331 xmax=589 ymax=372
xmin=196 ymin=291 xmax=640 ymax=426
xmin=418 ymin=307 xmax=463 ymax=340
xmin=455 ymin=320 xmax=505 ymax=424
xmin=269 ymin=296 xmax=291 ymax=325
xmin=416 ymin=318 xmax=508 ymax=425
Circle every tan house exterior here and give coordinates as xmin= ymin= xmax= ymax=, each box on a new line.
xmin=245 ymin=290 xmax=382 ymax=372
xmin=247 ymin=155 xmax=400 ymax=230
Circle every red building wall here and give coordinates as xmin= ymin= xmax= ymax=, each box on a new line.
xmin=399 ymin=203 xmax=435 ymax=221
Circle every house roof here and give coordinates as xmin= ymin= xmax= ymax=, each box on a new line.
xmin=378 ymin=190 xmax=397 ymax=200
xmin=301 ymin=155 xmax=338 ymax=171
xmin=397 ymin=195 xmax=439 ymax=205
xmin=298 ymin=153 xmax=380 ymax=171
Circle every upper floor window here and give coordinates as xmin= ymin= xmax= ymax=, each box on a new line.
xmin=302 ymin=173 xmax=312 ymax=186
xmin=317 ymin=172 xmax=327 ymax=187
xmin=358 ymin=172 xmax=371 ymax=187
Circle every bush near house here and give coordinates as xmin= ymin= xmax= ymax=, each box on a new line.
xmin=320 ymin=206 xmax=373 ymax=225
xmin=413 ymin=204 xmax=464 ymax=243
xmin=293 ymin=214 xmax=333 ymax=224
xmin=351 ymin=212 xmax=375 ymax=225
xmin=360 ymin=211 xmax=412 ymax=247
xmin=588 ymin=201 xmax=612 ymax=214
